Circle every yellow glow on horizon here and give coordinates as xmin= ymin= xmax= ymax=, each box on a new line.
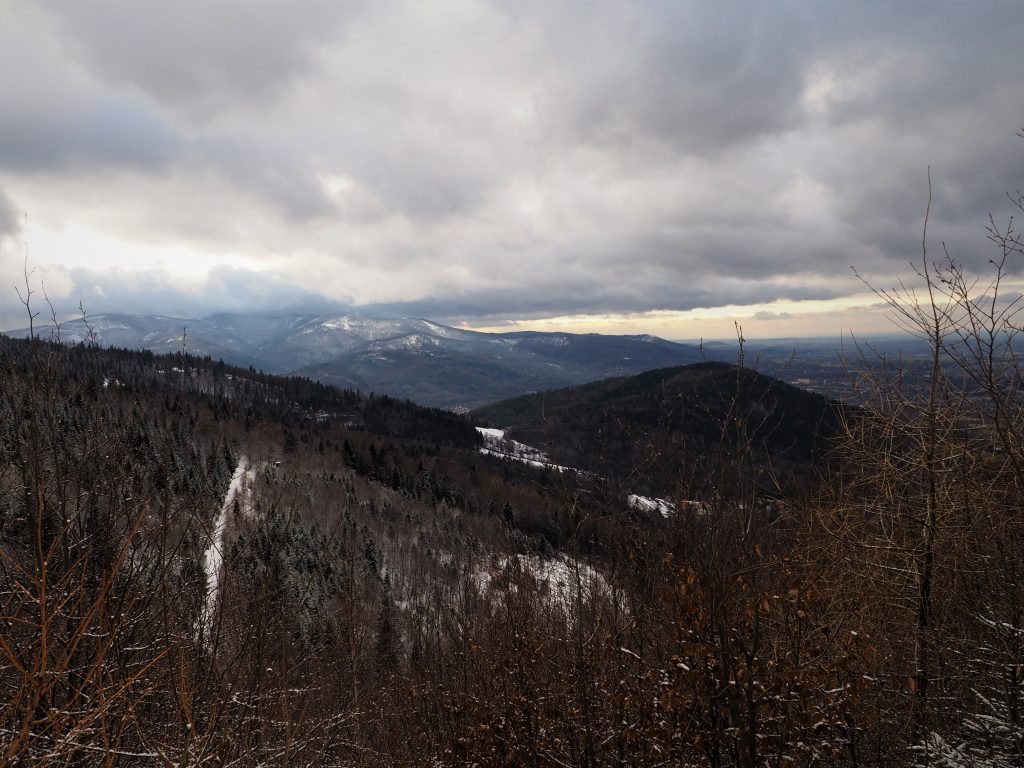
xmin=462 ymin=293 xmax=899 ymax=340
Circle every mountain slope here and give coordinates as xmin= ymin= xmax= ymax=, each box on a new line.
xmin=0 ymin=334 xmax=642 ymax=763
xmin=4 ymin=313 xmax=711 ymax=408
xmin=295 ymin=327 xmax=708 ymax=408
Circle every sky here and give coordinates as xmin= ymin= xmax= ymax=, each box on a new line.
xmin=2 ymin=1 xmax=1023 ymax=339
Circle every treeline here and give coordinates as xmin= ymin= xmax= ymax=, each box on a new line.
xmin=0 ymin=335 xmax=481 ymax=448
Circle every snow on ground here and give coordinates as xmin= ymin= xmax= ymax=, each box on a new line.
xmin=476 ymin=430 xmax=706 ymax=515
xmin=476 ymin=426 xmax=547 ymax=461
xmin=476 ymin=427 xmax=505 ymax=441
xmin=473 ymin=553 xmax=611 ymax=609
xmin=478 ymin=448 xmax=579 ymax=472
xmin=198 ymin=456 xmax=255 ymax=642
xmin=319 ymin=317 xmax=354 ymax=331
xmin=627 ymin=494 xmax=675 ymax=518
xmin=475 ymin=426 xmax=577 ymax=472
xmin=627 ymin=494 xmax=711 ymax=517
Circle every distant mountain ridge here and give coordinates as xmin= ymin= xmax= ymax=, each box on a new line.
xmin=3 ymin=312 xmax=714 ymax=408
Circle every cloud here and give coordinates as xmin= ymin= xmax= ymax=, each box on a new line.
xmin=61 ymin=265 xmax=350 ymax=320
xmin=0 ymin=185 xmax=27 ymax=328
xmin=2 ymin=99 xmax=177 ymax=176
xmin=0 ymin=185 xmax=20 ymax=240
xmin=38 ymin=1 xmax=360 ymax=121
xmin=1 ymin=1 xmax=1023 ymax=330
xmin=754 ymin=311 xmax=792 ymax=322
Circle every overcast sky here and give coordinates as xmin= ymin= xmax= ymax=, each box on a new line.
xmin=2 ymin=1 xmax=1023 ymax=338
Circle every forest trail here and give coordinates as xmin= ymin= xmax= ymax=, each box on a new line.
xmin=198 ymin=456 xmax=254 ymax=642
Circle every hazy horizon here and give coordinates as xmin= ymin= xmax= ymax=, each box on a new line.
xmin=2 ymin=306 xmax=930 ymax=349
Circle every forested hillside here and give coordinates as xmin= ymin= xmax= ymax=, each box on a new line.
xmin=3 ymin=248 xmax=1024 ymax=768
xmin=474 ymin=362 xmax=843 ymax=497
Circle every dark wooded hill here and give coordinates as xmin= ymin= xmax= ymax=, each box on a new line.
xmin=473 ymin=361 xmax=844 ymax=498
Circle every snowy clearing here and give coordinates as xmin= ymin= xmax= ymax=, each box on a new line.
xmin=475 ymin=426 xmax=577 ymax=472
xmin=473 ymin=553 xmax=611 ymax=609
xmin=476 ymin=427 xmax=506 ymax=441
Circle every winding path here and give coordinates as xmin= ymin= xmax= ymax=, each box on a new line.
xmin=198 ymin=456 xmax=253 ymax=642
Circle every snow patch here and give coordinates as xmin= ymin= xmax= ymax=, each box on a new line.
xmin=320 ymin=317 xmax=354 ymax=331
xmin=627 ymin=495 xmax=710 ymax=517
xmin=473 ymin=553 xmax=611 ymax=609
xmin=475 ymin=426 xmax=582 ymax=473
xmin=479 ymin=448 xmax=575 ymax=472
xmin=476 ymin=426 xmax=548 ymax=462
xmin=628 ymin=494 xmax=675 ymax=518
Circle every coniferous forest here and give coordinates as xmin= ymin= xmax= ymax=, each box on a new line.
xmin=3 ymin=219 xmax=1024 ymax=767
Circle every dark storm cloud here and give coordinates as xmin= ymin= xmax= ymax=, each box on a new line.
xmin=2 ymin=99 xmax=176 ymax=174
xmin=39 ymin=1 xmax=361 ymax=119
xmin=188 ymin=136 xmax=337 ymax=221
xmin=0 ymin=78 xmax=332 ymax=222
xmin=533 ymin=2 xmax=812 ymax=157
xmin=2 ymin=1 xmax=1023 ymax=325
xmin=0 ymin=185 xmax=24 ymax=313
